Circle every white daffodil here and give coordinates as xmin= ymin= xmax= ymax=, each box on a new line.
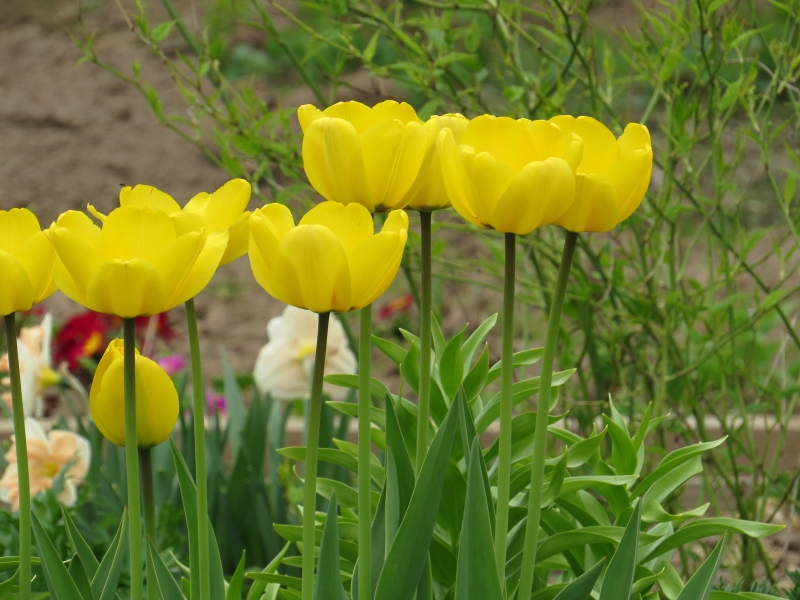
xmin=254 ymin=306 xmax=357 ymax=401
xmin=0 ymin=418 xmax=91 ymax=510
xmin=1 ymin=314 xmax=60 ymax=417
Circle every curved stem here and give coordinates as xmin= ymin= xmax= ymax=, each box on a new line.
xmin=517 ymin=230 xmax=578 ymax=599
xmin=5 ymin=314 xmax=30 ymax=600
xmin=139 ymin=448 xmax=158 ymax=600
xmin=185 ymin=298 xmax=211 ymax=600
xmin=494 ymin=233 xmax=516 ymax=589
xmin=302 ymin=312 xmax=331 ymax=600
xmin=123 ymin=318 xmax=144 ymax=600
xmin=416 ymin=211 xmax=433 ymax=472
xmin=358 ymin=305 xmax=373 ymax=600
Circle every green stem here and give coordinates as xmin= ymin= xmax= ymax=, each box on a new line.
xmin=4 ymin=314 xmax=30 ymax=600
xmin=123 ymin=318 xmax=144 ymax=600
xmin=494 ymin=233 xmax=516 ymax=589
xmin=517 ymin=230 xmax=578 ymax=599
xmin=358 ymin=305 xmax=373 ymax=600
xmin=416 ymin=211 xmax=433 ymax=472
xmin=139 ymin=449 xmax=158 ymax=600
xmin=185 ymin=299 xmax=211 ymax=600
xmin=302 ymin=312 xmax=331 ymax=600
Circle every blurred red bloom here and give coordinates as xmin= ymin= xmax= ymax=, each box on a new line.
xmin=378 ymin=293 xmax=415 ymax=319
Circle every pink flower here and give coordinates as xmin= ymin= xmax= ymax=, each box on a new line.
xmin=206 ymin=391 xmax=226 ymax=415
xmin=158 ymin=354 xmax=187 ymax=377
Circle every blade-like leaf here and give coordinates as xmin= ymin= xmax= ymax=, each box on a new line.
xmin=227 ymin=551 xmax=247 ymax=600
xmin=148 ymin=540 xmax=186 ymax=600
xmin=676 ymin=533 xmax=728 ymax=600
xmin=553 ymin=558 xmax=606 ymax=600
xmin=31 ymin=512 xmax=86 ymax=600
xmin=598 ymin=502 xmax=641 ymax=600
xmin=67 ymin=554 xmax=94 ymax=600
xmin=351 ymin=487 xmax=387 ymax=600
xmin=221 ymin=347 xmax=246 ymax=458
xmin=461 ymin=313 xmax=497 ymax=369
xmin=93 ymin=509 xmax=129 ymax=600
xmin=314 ymin=491 xmax=348 ymax=600
xmin=245 ymin=542 xmax=290 ymax=600
xmin=440 ymin=331 xmax=465 ymax=399
xmin=374 ymin=396 xmax=461 ymax=600
xmin=455 ymin=439 xmax=503 ymax=600
xmin=62 ymin=507 xmax=100 ymax=580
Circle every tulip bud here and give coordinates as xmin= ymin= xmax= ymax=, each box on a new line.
xmin=90 ymin=339 xmax=179 ymax=448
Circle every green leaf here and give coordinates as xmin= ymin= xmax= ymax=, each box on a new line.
xmin=431 ymin=315 xmax=446 ymax=359
xmin=676 ymin=533 xmax=727 ymax=600
xmin=632 ymin=439 xmax=726 ymax=499
xmin=62 ymin=507 xmax=100 ymax=579
xmin=364 ymin=32 xmax=380 ymax=62
xmin=553 ymin=558 xmax=606 ymax=600
xmin=0 ymin=568 xmax=19 ymax=595
xmin=31 ymin=512 xmax=86 ymax=600
xmin=599 ymin=502 xmax=641 ymax=600
xmin=461 ymin=314 xmax=497 ymax=369
xmin=708 ymin=592 xmax=785 ymax=599
xmin=486 ymin=347 xmax=544 ymax=383
xmin=373 ymin=336 xmax=406 ymax=365
xmin=221 ymin=347 xmax=246 ymax=458
xmin=248 ymin=573 xmax=302 ymax=590
xmin=351 ymin=487 xmax=387 ymax=600
xmin=401 ymin=342 xmax=420 ymax=393
xmin=151 ymin=21 xmax=176 ymax=43
xmin=542 ymin=448 xmax=569 ymax=506
xmin=329 ymin=0 xmax=347 ymax=16
xmin=227 ymin=551 xmax=247 ymax=600
xmin=440 ymin=332 xmax=465 ymax=399
xmin=374 ymin=396 xmax=461 ymax=600
xmin=314 ymin=491 xmax=348 ymax=600
xmin=462 ymin=345 xmax=489 ymax=405
xmin=245 ymin=542 xmax=290 ymax=600
xmin=603 ymin=416 xmax=637 ymax=476
xmin=148 ymin=539 xmax=186 ymax=600
xmin=455 ymin=439 xmax=503 ymax=600
xmin=93 ymin=510 xmax=129 ymax=600
xmin=67 ymin=554 xmax=94 ymax=600
xmin=385 ymin=394 xmax=415 ymax=545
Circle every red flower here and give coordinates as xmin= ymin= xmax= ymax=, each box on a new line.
xmin=378 ymin=293 xmax=415 ymax=319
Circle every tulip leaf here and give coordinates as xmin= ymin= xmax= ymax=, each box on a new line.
xmin=247 ymin=573 xmax=302 ymax=590
xmin=372 ymin=336 xmax=407 ymax=365
xmin=486 ymin=347 xmax=545 ymax=384
xmin=462 ymin=344 xmax=489 ymax=406
xmin=374 ymin=394 xmax=461 ymax=600
xmin=401 ymin=341 xmax=420 ymax=393
xmin=602 ymin=416 xmax=637 ymax=476
xmin=31 ymin=512 xmax=87 ymax=600
xmin=598 ymin=502 xmax=641 ymax=600
xmin=0 ymin=568 xmax=19 ymax=595
xmin=245 ymin=542 xmax=290 ymax=600
xmin=67 ymin=553 xmax=94 ymax=600
xmin=147 ymin=539 xmax=186 ymax=600
xmin=431 ymin=314 xmax=446 ymax=360
xmin=461 ymin=313 xmax=497 ymax=369
xmin=221 ymin=347 xmax=246 ymax=458
xmin=386 ymin=394 xmax=415 ymax=528
xmin=226 ymin=551 xmax=247 ymax=600
xmin=351 ymin=486 xmax=386 ymax=600
xmin=313 ymin=490 xmax=348 ymax=600
xmin=93 ymin=509 xmax=129 ymax=600
xmin=439 ymin=331 xmax=465 ymax=400
xmin=62 ymin=507 xmax=100 ymax=579
xmin=675 ymin=532 xmax=727 ymax=600
xmin=455 ymin=438 xmax=503 ymax=600
xmin=553 ymin=558 xmax=606 ymax=600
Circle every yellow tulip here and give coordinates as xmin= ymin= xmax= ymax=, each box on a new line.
xmin=404 ymin=114 xmax=470 ymax=212
xmin=298 ymin=100 xmax=428 ymax=213
xmin=438 ymin=115 xmax=583 ymax=235
xmin=90 ymin=339 xmax=179 ymax=448
xmin=112 ymin=178 xmax=251 ymax=265
xmin=548 ymin=116 xmax=652 ymax=232
xmin=248 ymin=201 xmax=408 ymax=313
xmin=48 ymin=204 xmax=228 ymax=318
xmin=0 ymin=209 xmax=57 ymax=316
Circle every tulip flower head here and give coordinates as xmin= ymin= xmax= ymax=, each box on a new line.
xmin=90 ymin=339 xmax=179 ymax=448
xmin=298 ymin=100 xmax=428 ymax=213
xmin=0 ymin=208 xmax=57 ymax=316
xmin=254 ymin=305 xmax=357 ymax=400
xmin=114 ymin=178 xmax=252 ymax=265
xmin=404 ymin=113 xmax=470 ymax=212
xmin=48 ymin=201 xmax=229 ymax=318
xmin=0 ymin=417 xmax=90 ymax=511
xmin=547 ymin=116 xmax=652 ymax=232
xmin=249 ymin=201 xmax=409 ymax=313
xmin=438 ymin=115 xmax=583 ymax=235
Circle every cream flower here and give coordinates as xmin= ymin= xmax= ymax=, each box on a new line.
xmin=0 ymin=418 xmax=90 ymax=511
xmin=1 ymin=314 xmax=60 ymax=417
xmin=254 ymin=306 xmax=357 ymax=400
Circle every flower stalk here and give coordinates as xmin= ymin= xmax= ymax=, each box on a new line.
xmin=416 ymin=211 xmax=433 ymax=472
xmin=4 ymin=313 xmax=31 ymax=600
xmin=358 ymin=304 xmax=373 ymax=600
xmin=494 ymin=233 xmax=516 ymax=586
xmin=139 ymin=448 xmax=158 ymax=600
xmin=185 ymin=298 xmax=212 ymax=600
xmin=302 ymin=312 xmax=331 ymax=600
xmin=123 ymin=318 xmax=144 ymax=600
xmin=517 ymin=230 xmax=578 ymax=599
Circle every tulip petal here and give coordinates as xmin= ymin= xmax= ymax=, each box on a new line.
xmin=14 ymin=232 xmax=56 ymax=305
xmin=156 ymin=231 xmax=229 ymax=309
xmin=250 ymin=205 xmax=295 ymax=273
xmin=298 ymin=104 xmax=325 ymax=132
xmin=604 ymin=148 xmax=653 ymax=223
xmin=361 ymin=120 xmax=428 ymax=211
xmin=369 ymin=100 xmax=421 ymax=126
xmin=171 ymin=211 xmax=206 ymax=236
xmin=303 ymin=118 xmax=373 ymax=211
xmin=248 ymin=236 xmax=276 ymax=297
xmin=0 ymin=209 xmax=41 ymax=255
xmin=270 ymin=225 xmax=352 ymax=313
xmin=299 ymin=201 xmax=373 ymax=253
xmin=492 ymin=158 xmax=576 ymax=235
xmin=461 ymin=115 xmax=538 ymax=173
xmin=553 ymin=174 xmax=620 ymax=233
xmin=51 ymin=211 xmax=102 ymax=252
xmin=183 ymin=192 xmax=210 ymax=215
xmin=320 ymin=101 xmax=374 ymax=134
xmin=204 ymin=178 xmax=252 ymax=231
xmin=49 ymin=227 xmax=101 ymax=306
xmin=617 ymin=123 xmax=652 ymax=155
xmin=348 ymin=212 xmax=408 ymax=309
xmin=567 ymin=116 xmax=619 ymax=175
xmin=220 ymin=211 xmax=250 ymax=265
xmin=0 ymin=251 xmax=33 ymax=315
xmin=466 ymin=150 xmax=515 ymax=228
xmin=99 ymin=206 xmax=177 ymax=262
xmin=438 ymin=129 xmax=484 ymax=228
xmin=85 ymin=259 xmax=166 ymax=317
xmin=120 ymin=184 xmax=182 ymax=215
xmin=254 ymin=340 xmax=308 ymax=400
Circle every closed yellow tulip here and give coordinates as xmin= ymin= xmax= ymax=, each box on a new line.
xmin=0 ymin=209 xmax=57 ymax=316
xmin=48 ymin=204 xmax=228 ymax=318
xmin=249 ymin=201 xmax=408 ymax=313
xmin=548 ymin=116 xmax=652 ymax=232
xmin=106 ymin=178 xmax=250 ymax=265
xmin=90 ymin=339 xmax=179 ymax=448
xmin=298 ymin=100 xmax=428 ymax=213
xmin=404 ymin=114 xmax=470 ymax=212
xmin=438 ymin=115 xmax=583 ymax=235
